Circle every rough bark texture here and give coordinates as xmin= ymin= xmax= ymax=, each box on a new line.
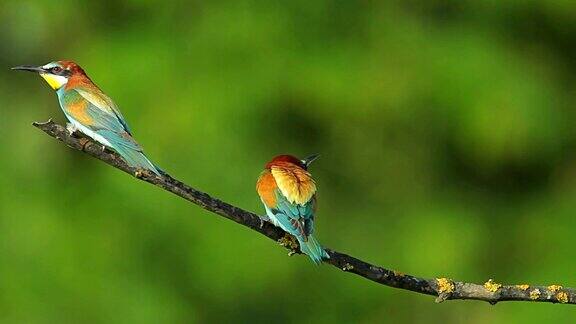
xmin=33 ymin=119 xmax=576 ymax=305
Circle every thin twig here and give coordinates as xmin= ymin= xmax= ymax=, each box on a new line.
xmin=33 ymin=119 xmax=576 ymax=305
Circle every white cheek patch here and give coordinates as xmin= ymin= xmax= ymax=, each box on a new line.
xmin=40 ymin=73 xmax=68 ymax=90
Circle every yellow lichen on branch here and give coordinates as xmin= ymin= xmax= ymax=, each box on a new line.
xmin=393 ymin=270 xmax=405 ymax=277
xmin=548 ymin=285 xmax=563 ymax=293
xmin=278 ymin=234 xmax=299 ymax=251
xmin=556 ymin=292 xmax=569 ymax=304
xmin=436 ymin=278 xmax=455 ymax=294
xmin=484 ymin=279 xmax=502 ymax=293
xmin=516 ymin=284 xmax=530 ymax=291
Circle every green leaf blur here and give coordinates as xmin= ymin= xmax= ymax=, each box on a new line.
xmin=1 ymin=1 xmax=575 ymax=322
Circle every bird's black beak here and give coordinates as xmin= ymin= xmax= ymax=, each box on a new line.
xmin=11 ymin=65 xmax=45 ymax=73
xmin=301 ymin=154 xmax=320 ymax=168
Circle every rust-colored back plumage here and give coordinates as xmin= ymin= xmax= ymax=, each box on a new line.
xmin=257 ymin=155 xmax=316 ymax=207
xmin=271 ymin=161 xmax=316 ymax=205
xmin=256 ymin=170 xmax=278 ymax=209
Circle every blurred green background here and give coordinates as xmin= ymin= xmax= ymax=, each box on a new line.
xmin=1 ymin=0 xmax=576 ymax=322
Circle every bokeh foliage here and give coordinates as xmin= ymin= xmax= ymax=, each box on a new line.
xmin=1 ymin=1 xmax=576 ymax=322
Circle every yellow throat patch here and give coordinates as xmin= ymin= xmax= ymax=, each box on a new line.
xmin=40 ymin=73 xmax=67 ymax=90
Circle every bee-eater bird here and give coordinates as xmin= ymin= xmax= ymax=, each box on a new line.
xmin=12 ymin=60 xmax=160 ymax=175
xmin=256 ymin=154 xmax=329 ymax=264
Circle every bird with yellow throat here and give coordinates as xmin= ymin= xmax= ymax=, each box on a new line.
xmin=13 ymin=61 xmax=160 ymax=174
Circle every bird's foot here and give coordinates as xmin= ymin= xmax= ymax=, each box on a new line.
xmin=78 ymin=138 xmax=90 ymax=151
xmin=66 ymin=123 xmax=78 ymax=136
xmin=259 ymin=215 xmax=270 ymax=228
xmin=278 ymin=234 xmax=299 ymax=253
xmin=134 ymin=168 xmax=146 ymax=178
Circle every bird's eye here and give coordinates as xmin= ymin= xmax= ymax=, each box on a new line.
xmin=51 ymin=66 xmax=62 ymax=74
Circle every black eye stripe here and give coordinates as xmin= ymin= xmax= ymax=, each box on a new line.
xmin=49 ymin=67 xmax=71 ymax=77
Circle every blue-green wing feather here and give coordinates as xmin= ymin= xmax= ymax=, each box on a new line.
xmin=274 ymin=190 xmax=312 ymax=232
xmin=62 ymin=89 xmax=159 ymax=174
xmin=75 ymin=88 xmax=132 ymax=134
xmin=269 ymin=190 xmax=327 ymax=264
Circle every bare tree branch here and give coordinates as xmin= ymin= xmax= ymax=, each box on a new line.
xmin=33 ymin=119 xmax=575 ymax=305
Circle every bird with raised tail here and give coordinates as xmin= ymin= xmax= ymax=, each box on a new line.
xmin=12 ymin=60 xmax=160 ymax=175
xmin=256 ymin=154 xmax=329 ymax=264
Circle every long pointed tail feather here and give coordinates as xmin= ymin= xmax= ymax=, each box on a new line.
xmin=113 ymin=145 xmax=160 ymax=175
xmin=298 ymin=235 xmax=329 ymax=265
